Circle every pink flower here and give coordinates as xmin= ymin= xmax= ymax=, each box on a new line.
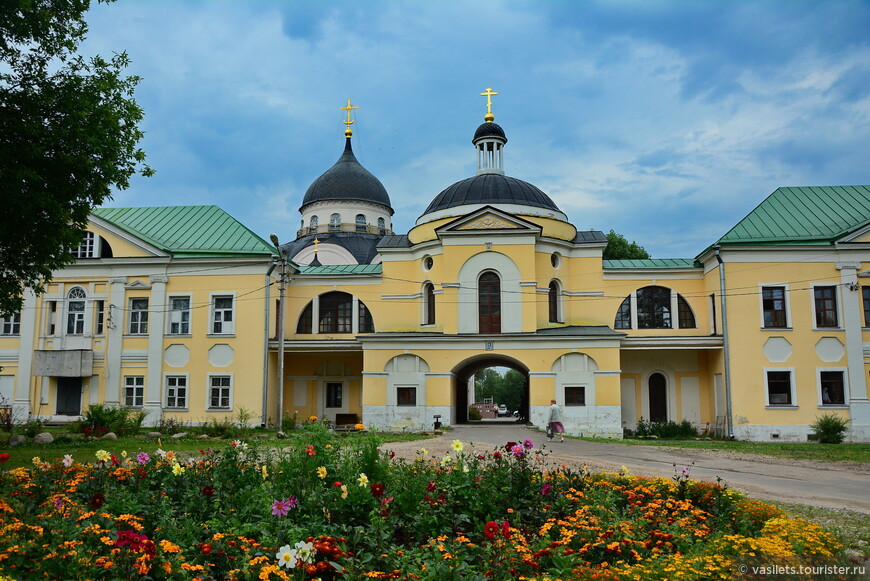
xmin=271 ymin=496 xmax=298 ymax=516
xmin=541 ymin=484 xmax=552 ymax=495
xmin=523 ymin=439 xmax=534 ymax=449
xmin=136 ymin=452 xmax=150 ymax=465
xmin=511 ymin=445 xmax=525 ymax=458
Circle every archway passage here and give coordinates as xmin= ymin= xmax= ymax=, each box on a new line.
xmin=453 ymin=356 xmax=529 ymax=424
xmin=649 ymin=372 xmax=667 ymax=422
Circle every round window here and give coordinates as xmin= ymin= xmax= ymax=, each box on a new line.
xmin=550 ymin=253 xmax=561 ymax=268
xmin=422 ymin=256 xmax=434 ymax=271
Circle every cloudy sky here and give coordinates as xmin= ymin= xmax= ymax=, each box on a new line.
xmin=81 ymin=0 xmax=870 ymax=258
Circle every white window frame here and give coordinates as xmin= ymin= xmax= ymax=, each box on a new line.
xmin=66 ymin=287 xmax=87 ymax=335
xmin=810 ymin=283 xmax=841 ymax=330
xmin=210 ymin=293 xmax=235 ymax=335
xmin=124 ymin=376 xmax=145 ymax=408
xmin=764 ymin=367 xmax=797 ymax=407
xmin=164 ymin=374 xmax=189 ymax=409
xmin=167 ymin=295 xmax=192 ymax=335
xmin=0 ymin=313 xmax=21 ymax=335
xmin=759 ymin=284 xmax=791 ymax=329
xmin=94 ymin=300 xmax=105 ymax=335
xmin=207 ymin=374 xmax=233 ymax=411
xmin=817 ymin=367 xmax=849 ymax=407
xmin=128 ymin=297 xmax=149 ymax=335
xmin=72 ymin=231 xmax=96 ymax=258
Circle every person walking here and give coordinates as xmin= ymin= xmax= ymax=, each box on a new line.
xmin=547 ymin=399 xmax=565 ymax=442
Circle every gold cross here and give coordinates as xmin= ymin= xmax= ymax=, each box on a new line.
xmin=340 ymin=99 xmax=358 ymax=136
xmin=480 ymin=87 xmax=498 ymax=116
xmin=313 ymin=237 xmax=320 ymax=254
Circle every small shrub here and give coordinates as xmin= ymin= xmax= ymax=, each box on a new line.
xmin=156 ymin=416 xmax=188 ymax=435
xmin=281 ymin=410 xmax=298 ymax=432
xmin=811 ymin=413 xmax=849 ymax=444
xmin=468 ymin=407 xmax=482 ymax=421
xmin=634 ymin=418 xmax=697 ymax=440
xmin=79 ymin=404 xmax=144 ymax=437
xmin=21 ymin=418 xmax=46 ymax=438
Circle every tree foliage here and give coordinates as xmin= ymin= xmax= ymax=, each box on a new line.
xmin=603 ymin=229 xmax=650 ymax=260
xmin=0 ymin=0 xmax=152 ymax=316
xmin=474 ymin=367 xmax=524 ymax=413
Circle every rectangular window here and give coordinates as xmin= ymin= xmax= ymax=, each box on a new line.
xmin=169 ymin=297 xmax=191 ymax=334
xmin=72 ymin=231 xmax=95 ymax=258
xmin=762 ymin=286 xmax=787 ymax=328
xmin=397 ymin=387 xmax=417 ymax=406
xmin=326 ymin=382 xmax=342 ymax=408
xmin=211 ymin=296 xmax=234 ymax=334
xmin=820 ymin=371 xmax=845 ymax=405
xmin=67 ymin=301 xmax=85 ymax=334
xmin=710 ymin=293 xmax=718 ymax=335
xmin=165 ymin=376 xmax=187 ymax=408
xmin=48 ymin=302 xmax=57 ymax=335
xmin=766 ymin=371 xmax=793 ymax=406
xmin=129 ymin=298 xmax=149 ymax=334
xmin=94 ymin=300 xmax=105 ymax=335
xmin=124 ymin=376 xmax=144 ymax=407
xmin=863 ymin=287 xmax=870 ymax=327
xmin=209 ymin=375 xmax=231 ymax=410
xmin=565 ymin=386 xmax=586 ymax=406
xmin=0 ymin=313 xmax=21 ymax=335
xmin=813 ymin=286 xmax=838 ymax=328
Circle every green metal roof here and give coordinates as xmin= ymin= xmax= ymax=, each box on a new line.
xmin=717 ymin=185 xmax=870 ymax=246
xmin=603 ymin=258 xmax=700 ymax=269
xmin=296 ymin=264 xmax=382 ymax=275
xmin=92 ymin=206 xmax=275 ymax=257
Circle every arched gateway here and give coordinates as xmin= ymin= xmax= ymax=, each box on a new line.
xmin=452 ymin=355 xmax=530 ymax=424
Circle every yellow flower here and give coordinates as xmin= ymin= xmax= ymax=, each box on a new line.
xmin=120 ymin=450 xmax=128 ymax=458
xmin=341 ymin=485 xmax=348 ymax=499
xmin=95 ymin=450 xmax=110 ymax=462
xmin=441 ymin=455 xmax=452 ymax=466
xmin=419 ymin=448 xmax=428 ymax=456
xmin=358 ymin=473 xmax=369 ymax=487
xmin=317 ymin=466 xmax=327 ymax=479
xmin=31 ymin=456 xmax=42 ymax=466
xmin=451 ymin=439 xmax=464 ymax=452
xmin=171 ymin=463 xmax=185 ymax=476
xmin=355 ymin=423 xmax=365 ymax=431
xmin=261 ymin=464 xmax=268 ymax=479
xmin=309 ymin=415 xmax=318 ymax=422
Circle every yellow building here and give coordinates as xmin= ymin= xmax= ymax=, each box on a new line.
xmin=2 ymin=96 xmax=868 ymax=442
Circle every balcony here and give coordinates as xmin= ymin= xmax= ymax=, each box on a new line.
xmin=296 ymin=223 xmax=394 ymax=238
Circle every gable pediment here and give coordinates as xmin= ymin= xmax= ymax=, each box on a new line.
xmin=436 ymin=206 xmax=541 ymax=235
xmin=124 ymin=280 xmax=153 ymax=290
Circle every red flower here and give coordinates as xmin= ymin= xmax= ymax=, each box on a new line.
xmin=199 ymin=542 xmax=212 ymax=555
xmin=0 ymin=453 xmax=9 ymax=463
xmin=370 ymin=483 xmax=385 ymax=498
xmin=484 ymin=521 xmax=499 ymax=540
xmin=89 ymin=492 xmax=105 ymax=510
xmin=201 ymin=485 xmax=214 ymax=497
xmin=504 ymin=441 xmax=517 ymax=451
xmin=501 ymin=521 xmax=511 ymax=539
xmin=493 ymin=452 xmax=502 ymax=459
xmin=333 ymin=481 xmax=343 ymax=487
xmin=427 ymin=481 xmax=437 ymax=492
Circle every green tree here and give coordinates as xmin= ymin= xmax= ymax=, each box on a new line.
xmin=474 ymin=367 xmax=524 ymax=414
xmin=603 ymin=229 xmax=650 ymax=260
xmin=0 ymin=0 xmax=152 ymax=317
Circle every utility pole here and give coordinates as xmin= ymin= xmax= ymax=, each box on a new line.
xmin=270 ymin=234 xmax=287 ymax=431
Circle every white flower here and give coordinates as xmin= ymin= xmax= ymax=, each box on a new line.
xmin=156 ymin=448 xmax=167 ymax=459
xmin=276 ymin=544 xmax=298 ymax=569
xmin=441 ymin=455 xmax=452 ymax=466
xmin=62 ymin=454 xmax=74 ymax=468
xmin=294 ymin=540 xmax=315 ymax=563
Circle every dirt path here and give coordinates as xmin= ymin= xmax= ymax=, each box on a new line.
xmin=381 ymin=425 xmax=870 ymax=514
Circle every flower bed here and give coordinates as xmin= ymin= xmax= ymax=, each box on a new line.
xmin=0 ymin=423 xmax=848 ymax=580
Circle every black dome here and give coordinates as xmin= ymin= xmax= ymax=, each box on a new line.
xmin=423 ymin=173 xmax=561 ymax=215
xmin=300 ymin=138 xmax=392 ymax=210
xmin=473 ymin=122 xmax=506 ymax=142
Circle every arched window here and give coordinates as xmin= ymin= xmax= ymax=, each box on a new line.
xmin=355 ymin=214 xmax=367 ymax=232
xmin=548 ymin=280 xmax=561 ymax=323
xmin=478 ymin=271 xmax=501 ymax=334
xmin=358 ymin=300 xmax=374 ymax=333
xmin=614 ymin=297 xmax=631 ymax=329
xmin=296 ymin=293 xmax=374 ymax=334
xmin=329 ymin=213 xmax=341 ymax=231
xmin=309 ymin=215 xmax=318 ymax=234
xmin=66 ymin=287 xmax=87 ymax=335
xmin=677 ymin=296 xmax=696 ymax=328
xmin=423 ymin=282 xmax=435 ymax=325
xmin=637 ymin=286 xmax=671 ymax=329
xmin=377 ymin=217 xmax=386 ymax=235
xmin=319 ymin=291 xmax=352 ymax=332
xmin=613 ymin=286 xmax=696 ymax=330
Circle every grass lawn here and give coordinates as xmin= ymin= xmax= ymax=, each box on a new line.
xmin=0 ymin=427 xmax=429 ymax=469
xmin=584 ymin=437 xmax=870 ymax=464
